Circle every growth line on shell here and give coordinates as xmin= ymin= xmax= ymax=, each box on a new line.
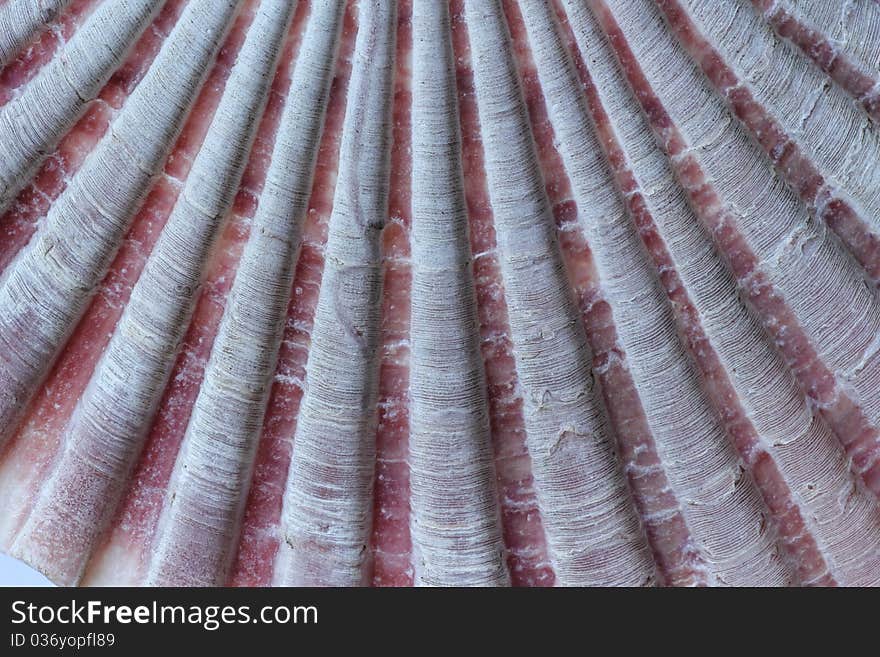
xmin=502 ymin=0 xmax=708 ymax=587
xmin=549 ymin=0 xmax=836 ymax=587
xmin=750 ymin=0 xmax=880 ymax=124
xmin=0 ymin=0 xmax=163 ymax=209
xmin=0 ymin=0 xmax=73 ymax=68
xmin=0 ymin=0 xmax=190 ymax=277
xmin=370 ymin=0 xmax=415 ymax=588
xmin=394 ymin=0 xmax=509 ymax=586
xmin=0 ymin=0 xmax=102 ymax=107
xmin=0 ymin=0 xmax=250 ymax=586
xmin=273 ymin=0 xmax=395 ymax=587
xmin=0 ymin=0 xmax=194 ymax=549
xmin=653 ymin=0 xmax=880 ymax=288
xmin=229 ymin=0 xmax=359 ymax=587
xmin=13 ymin=0 xmax=279 ymax=586
xmin=589 ymin=0 xmax=880 ymax=500
xmin=82 ymin=0 xmax=312 ymax=587
xmin=451 ymin=0 xmax=555 ymax=587
xmin=144 ymin=0 xmax=310 ymax=586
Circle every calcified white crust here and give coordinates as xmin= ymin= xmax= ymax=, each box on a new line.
xmin=0 ymin=0 xmax=880 ymax=587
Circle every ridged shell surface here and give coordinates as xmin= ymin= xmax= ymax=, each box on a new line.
xmin=1 ymin=0 xmax=880 ymax=587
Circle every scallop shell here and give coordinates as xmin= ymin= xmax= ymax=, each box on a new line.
xmin=1 ymin=0 xmax=880 ymax=587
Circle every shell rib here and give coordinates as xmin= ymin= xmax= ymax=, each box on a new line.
xmin=0 ymin=0 xmax=102 ymax=106
xmin=749 ymin=0 xmax=880 ymax=124
xmin=0 ymin=0 xmax=161 ymax=206
xmin=229 ymin=0 xmax=348 ymax=587
xmin=500 ymin=0 xmax=710 ymax=587
xmin=624 ymin=0 xmax=880 ymax=495
xmin=370 ymin=0 xmax=414 ymax=588
xmin=273 ymin=0 xmax=386 ymax=587
xmin=0 ymin=0 xmax=73 ymax=68
xmin=532 ymin=0 xmax=833 ymax=586
xmin=2 ymin=0 xmax=880 ymax=587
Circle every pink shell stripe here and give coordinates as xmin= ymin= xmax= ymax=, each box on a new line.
xmin=653 ymin=0 xmax=880 ymax=288
xmin=550 ymin=0 xmax=835 ymax=586
xmin=0 ymin=0 xmax=189 ymax=276
xmin=229 ymin=0 xmax=359 ymax=587
xmin=370 ymin=0 xmax=414 ymax=588
xmin=162 ymin=0 xmax=257 ymax=181
xmin=0 ymin=0 xmax=256 ymax=585
xmin=83 ymin=0 xmax=312 ymax=586
xmin=449 ymin=0 xmax=555 ymax=588
xmin=0 ymin=0 xmax=190 ymax=544
xmin=501 ymin=0 xmax=706 ymax=587
xmin=0 ymin=0 xmax=100 ymax=106
xmin=590 ymin=0 xmax=880 ymax=498
xmin=750 ymin=0 xmax=880 ymax=123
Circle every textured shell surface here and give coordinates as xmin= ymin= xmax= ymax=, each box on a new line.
xmin=1 ymin=0 xmax=880 ymax=587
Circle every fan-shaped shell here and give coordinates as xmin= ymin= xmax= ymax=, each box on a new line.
xmin=1 ymin=0 xmax=880 ymax=587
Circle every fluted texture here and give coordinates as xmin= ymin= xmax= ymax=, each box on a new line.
xmin=1 ymin=0 xmax=880 ymax=587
